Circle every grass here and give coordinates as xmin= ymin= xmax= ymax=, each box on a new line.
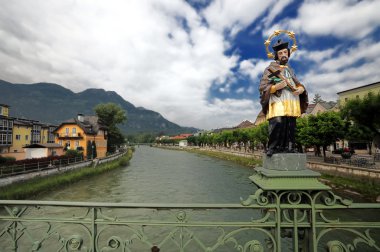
xmin=186 ymin=148 xmax=262 ymax=167
xmin=0 ymin=149 xmax=133 ymax=200
xmin=157 ymin=146 xmax=262 ymax=167
xmin=321 ymin=174 xmax=380 ymax=201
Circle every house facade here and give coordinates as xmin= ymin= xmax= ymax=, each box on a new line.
xmin=337 ymin=81 xmax=380 ymax=107
xmin=0 ymin=104 xmax=13 ymax=155
xmin=54 ymin=114 xmax=107 ymax=159
xmin=0 ymin=104 xmax=59 ymax=160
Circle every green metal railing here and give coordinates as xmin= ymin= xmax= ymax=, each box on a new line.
xmin=1 ymin=189 xmax=379 ymax=251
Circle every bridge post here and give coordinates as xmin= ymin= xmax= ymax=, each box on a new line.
xmin=248 ymin=153 xmax=330 ymax=251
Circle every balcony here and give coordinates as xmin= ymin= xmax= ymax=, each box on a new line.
xmin=57 ymin=132 xmax=83 ymax=139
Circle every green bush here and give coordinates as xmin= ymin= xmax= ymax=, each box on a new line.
xmin=65 ymin=149 xmax=83 ymax=158
xmin=0 ymin=156 xmax=16 ymax=165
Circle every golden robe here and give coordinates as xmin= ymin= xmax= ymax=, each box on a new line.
xmin=259 ymin=62 xmax=308 ymax=119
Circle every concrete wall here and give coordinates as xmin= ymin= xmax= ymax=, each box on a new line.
xmin=308 ymin=161 xmax=380 ymax=182
xmin=25 ymin=148 xmax=47 ymax=159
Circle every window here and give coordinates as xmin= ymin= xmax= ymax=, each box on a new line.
xmin=75 ymin=140 xmax=79 ymax=147
xmin=65 ymin=128 xmax=69 ymax=135
xmin=25 ymin=135 xmax=29 ymax=141
xmin=16 ymin=135 xmax=21 ymax=140
xmin=72 ymin=128 xmax=76 ymax=134
xmin=59 ymin=140 xmax=62 ymax=146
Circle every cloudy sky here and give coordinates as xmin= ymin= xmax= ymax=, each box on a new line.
xmin=1 ymin=0 xmax=379 ymax=130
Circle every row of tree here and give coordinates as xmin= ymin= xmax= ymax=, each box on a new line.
xmin=179 ymin=92 xmax=380 ymax=157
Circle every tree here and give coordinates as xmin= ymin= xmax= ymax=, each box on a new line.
xmin=312 ymin=93 xmax=324 ymax=104
xmin=92 ymin=141 xmax=97 ymax=158
xmin=346 ymin=123 xmax=376 ymax=155
xmin=86 ymin=140 xmax=92 ymax=159
xmin=297 ymin=112 xmax=345 ymax=157
xmin=341 ymin=91 xmax=380 ymax=142
xmin=94 ymin=103 xmax=127 ymax=153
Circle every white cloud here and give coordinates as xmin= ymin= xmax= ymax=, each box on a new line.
xmin=203 ymin=0 xmax=275 ymax=36
xmin=0 ymin=0 xmax=262 ymax=130
xmin=266 ymin=0 xmax=380 ymax=39
xmin=320 ymin=39 xmax=380 ymax=71
xmin=239 ymin=59 xmax=271 ymax=82
xmin=292 ymin=47 xmax=337 ymax=63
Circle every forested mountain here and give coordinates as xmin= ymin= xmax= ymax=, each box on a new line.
xmin=0 ymin=80 xmax=197 ymax=135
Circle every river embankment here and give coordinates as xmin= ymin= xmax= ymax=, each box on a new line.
xmin=155 ymin=145 xmax=380 ymax=202
xmin=0 ymin=149 xmax=133 ymax=200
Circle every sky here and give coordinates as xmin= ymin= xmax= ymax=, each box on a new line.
xmin=1 ymin=0 xmax=379 ymax=130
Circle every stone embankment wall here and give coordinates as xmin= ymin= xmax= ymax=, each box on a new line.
xmin=307 ymin=161 xmax=380 ymax=182
xmin=158 ymin=145 xmax=380 ymax=182
xmin=0 ymin=151 xmax=127 ymax=187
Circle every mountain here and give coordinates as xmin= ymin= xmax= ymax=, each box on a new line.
xmin=0 ymin=80 xmax=198 ymax=135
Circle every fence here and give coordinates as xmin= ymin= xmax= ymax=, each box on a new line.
xmin=0 ymin=156 xmax=84 ymax=178
xmin=0 ymin=189 xmax=379 ymax=251
xmin=323 ymin=156 xmax=376 ymax=169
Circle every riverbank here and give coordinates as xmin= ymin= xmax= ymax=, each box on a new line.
xmin=157 ymin=145 xmax=262 ymax=167
xmin=156 ymin=145 xmax=380 ymax=202
xmin=0 ymin=149 xmax=133 ymax=200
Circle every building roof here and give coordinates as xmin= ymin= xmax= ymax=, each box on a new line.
xmin=55 ymin=115 xmax=107 ymax=135
xmin=234 ymin=120 xmax=255 ymax=129
xmin=319 ymin=101 xmax=337 ymax=110
xmin=337 ymin=81 xmax=380 ymax=94
xmin=23 ymin=143 xmax=63 ymax=148
xmin=0 ymin=104 xmax=10 ymax=107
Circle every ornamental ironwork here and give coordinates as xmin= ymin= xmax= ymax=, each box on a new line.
xmin=1 ymin=193 xmax=379 ymax=251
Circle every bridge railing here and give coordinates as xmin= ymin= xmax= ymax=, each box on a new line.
xmin=1 ymin=190 xmax=379 ymax=251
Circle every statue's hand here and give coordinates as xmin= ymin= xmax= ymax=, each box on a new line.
xmin=293 ymin=86 xmax=304 ymax=96
xmin=275 ymin=81 xmax=287 ymax=91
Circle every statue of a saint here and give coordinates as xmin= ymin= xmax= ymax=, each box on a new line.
xmin=259 ymin=31 xmax=308 ymax=157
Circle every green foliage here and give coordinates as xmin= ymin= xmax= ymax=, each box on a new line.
xmin=184 ymin=148 xmax=262 ymax=167
xmin=94 ymin=103 xmax=127 ymax=127
xmin=92 ymin=141 xmax=97 ymax=158
xmin=94 ymin=103 xmax=127 ymax=153
xmin=127 ymin=133 xmax=156 ymax=144
xmin=64 ymin=149 xmax=83 ymax=158
xmin=312 ymin=93 xmax=324 ymax=104
xmin=341 ymin=91 xmax=380 ymax=136
xmin=86 ymin=140 xmax=92 ymax=159
xmin=0 ymin=156 xmax=16 ymax=165
xmin=321 ymin=174 xmax=380 ymax=200
xmin=296 ymin=111 xmax=346 ymax=157
xmin=174 ymin=122 xmax=268 ymax=151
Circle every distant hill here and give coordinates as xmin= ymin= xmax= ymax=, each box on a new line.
xmin=0 ymin=80 xmax=198 ymax=135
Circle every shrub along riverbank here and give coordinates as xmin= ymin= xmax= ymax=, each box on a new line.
xmin=0 ymin=149 xmax=133 ymax=200
xmin=157 ymin=146 xmax=380 ymax=201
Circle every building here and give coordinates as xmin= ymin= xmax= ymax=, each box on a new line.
xmin=303 ymin=101 xmax=337 ymax=116
xmin=54 ymin=114 xmax=108 ymax=159
xmin=337 ymin=81 xmax=380 ymax=107
xmin=0 ymin=104 xmax=13 ymax=155
xmin=23 ymin=143 xmax=64 ymax=159
xmin=0 ymin=104 xmax=60 ymax=160
xmin=253 ymin=111 xmax=266 ymax=126
xmin=337 ymin=81 xmax=380 ymax=153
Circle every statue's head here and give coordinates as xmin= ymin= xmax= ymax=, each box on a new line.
xmin=272 ymin=39 xmax=290 ymax=65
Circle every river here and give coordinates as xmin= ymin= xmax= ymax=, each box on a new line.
xmin=30 ymin=146 xmax=379 ymax=251
xmin=38 ymin=146 xmax=256 ymax=203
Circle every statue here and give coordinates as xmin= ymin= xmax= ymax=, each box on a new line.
xmin=259 ymin=30 xmax=308 ymax=157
